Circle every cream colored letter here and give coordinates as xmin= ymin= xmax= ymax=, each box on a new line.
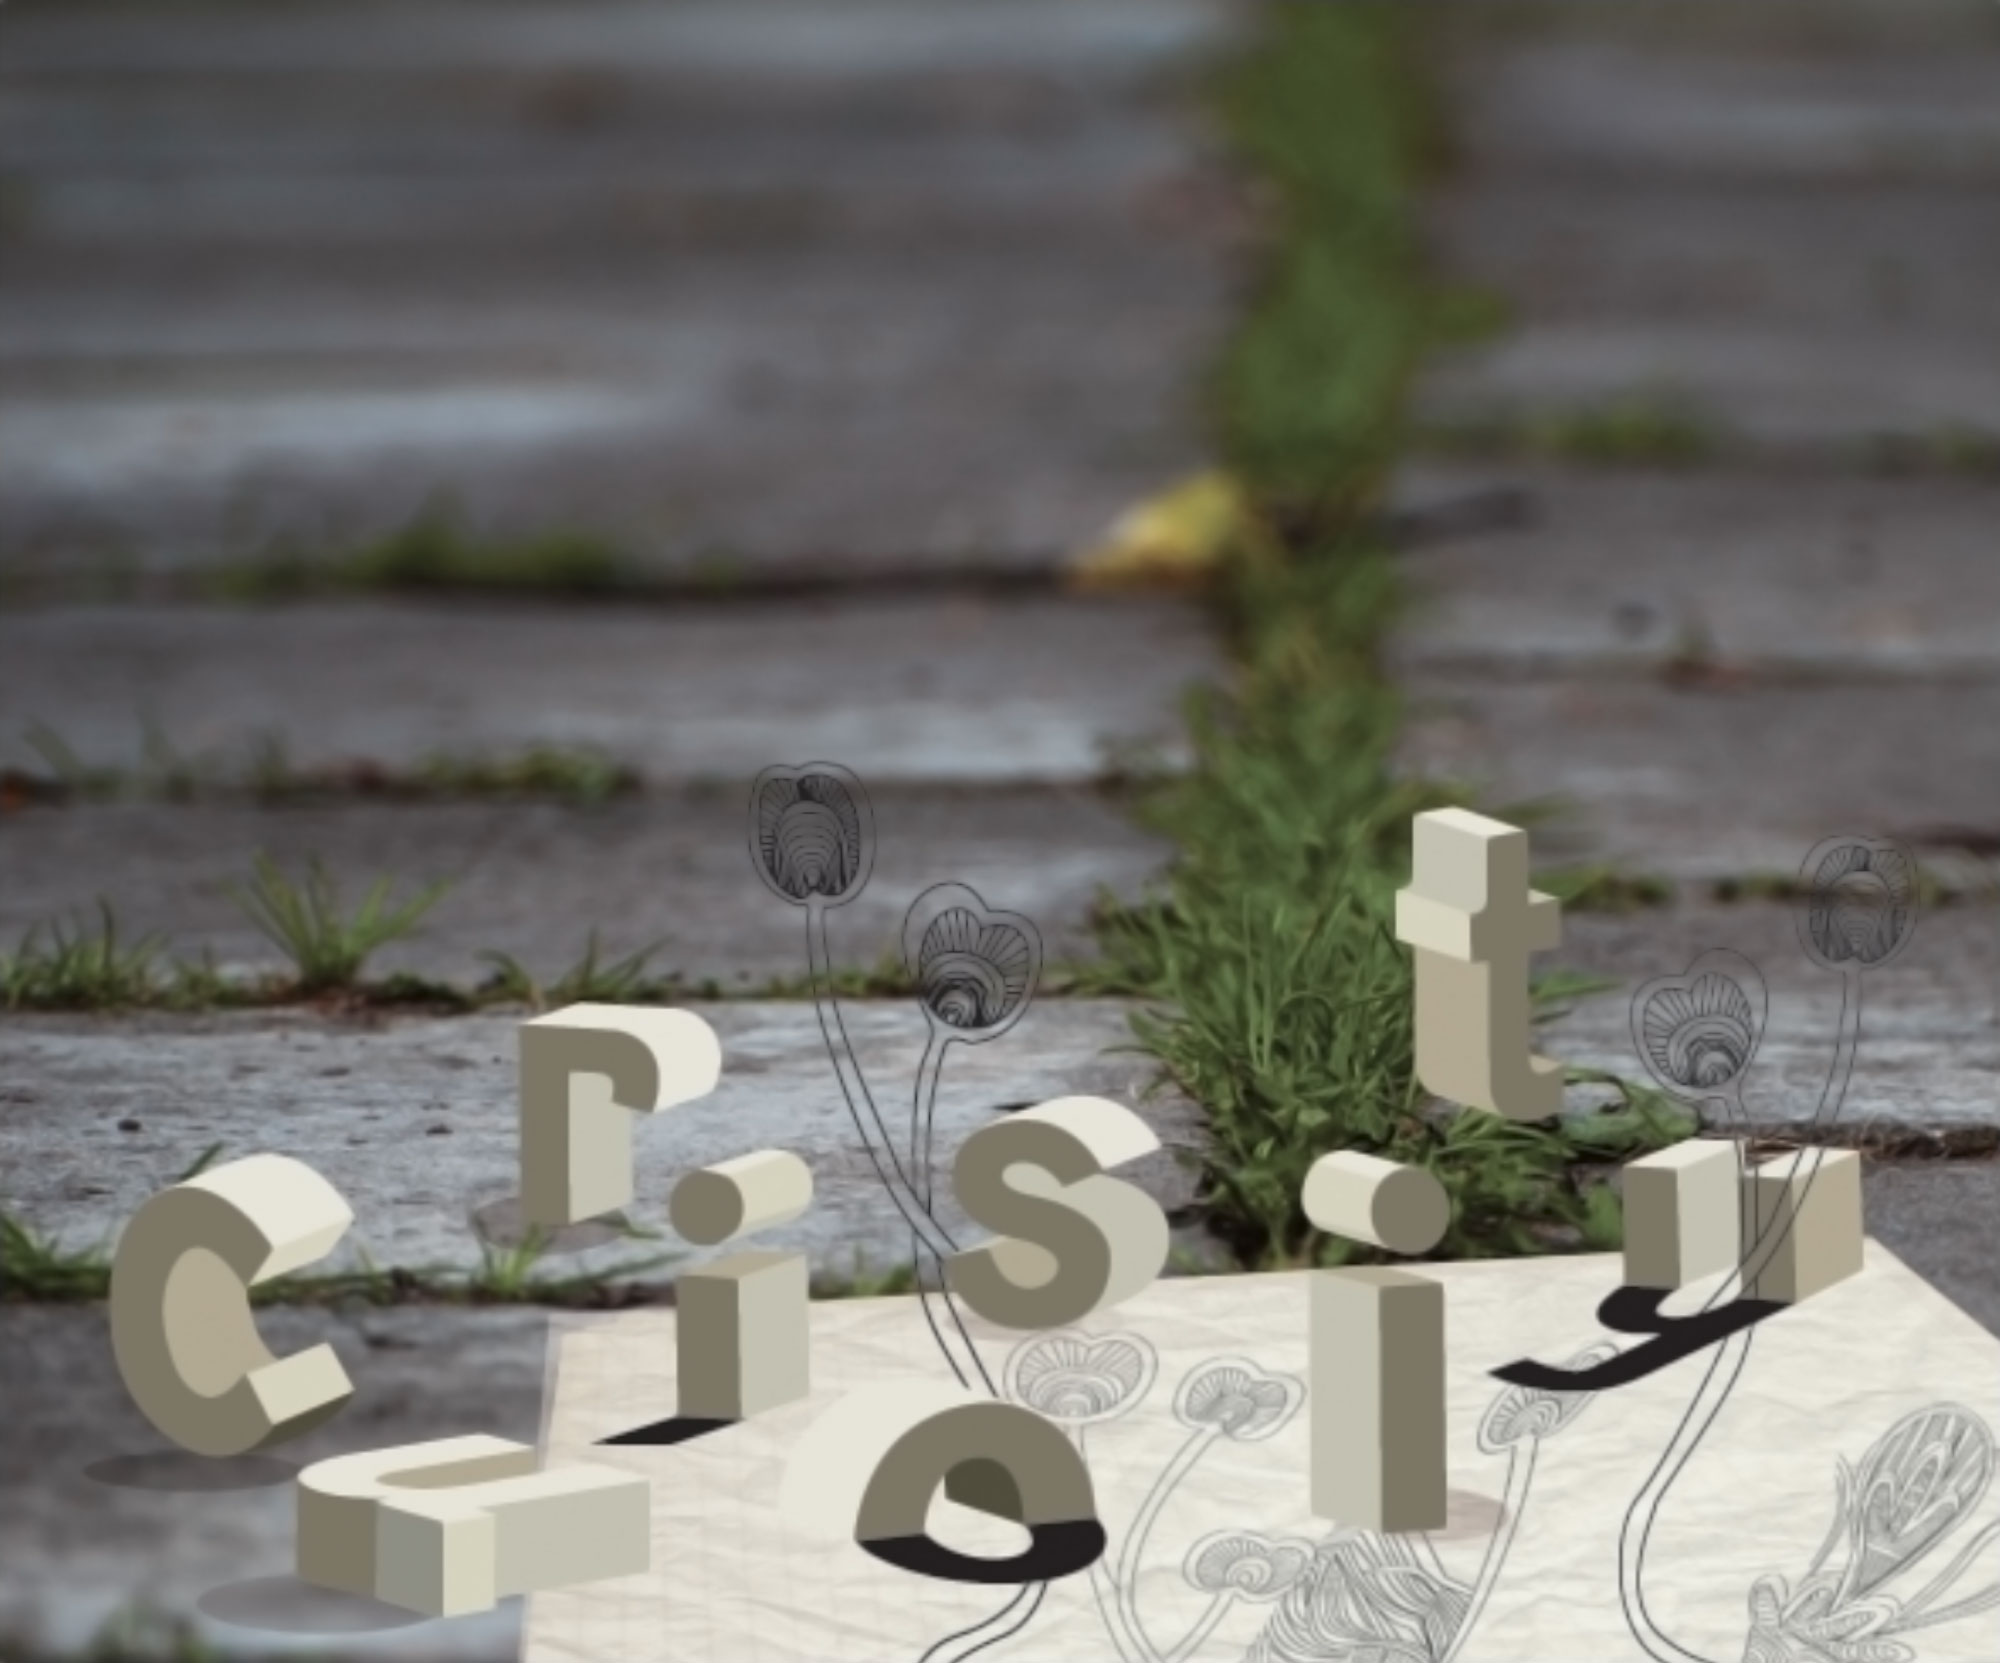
xmin=109 ymin=1152 xmax=355 ymax=1457
xmin=296 ymin=1435 xmax=650 ymax=1617
xmin=519 ymin=1003 xmax=721 ymax=1226
xmin=946 ymin=1096 xmax=1167 ymax=1330
xmin=1395 ymin=808 xmax=1563 ymax=1121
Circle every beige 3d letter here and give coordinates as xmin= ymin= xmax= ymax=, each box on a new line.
xmin=1303 ymin=1151 xmax=1450 ymax=1255
xmin=669 ymin=1149 xmax=815 ymax=1419
xmin=296 ymin=1435 xmax=650 ymax=1617
xmin=946 ymin=1095 xmax=1168 ymax=1330
xmin=781 ymin=1382 xmax=1104 ymax=1584
xmin=669 ymin=1149 xmax=814 ymax=1246
xmin=1310 ymin=1267 xmax=1446 ymax=1533
xmin=519 ymin=1003 xmax=721 ymax=1226
xmin=109 ymin=1152 xmax=355 ymax=1457
xmin=1746 ymin=1148 xmax=1863 ymax=1305
xmin=1396 ymin=808 xmax=1563 ymax=1121
xmin=1622 ymin=1139 xmax=1743 ymax=1290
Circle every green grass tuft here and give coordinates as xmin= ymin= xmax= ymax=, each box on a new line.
xmin=1084 ymin=1 xmax=1690 ymax=1268
xmin=1418 ymin=391 xmax=1723 ymax=467
xmin=214 ymin=503 xmax=628 ymax=599
xmin=811 ymin=1253 xmax=921 ymax=1300
xmin=227 ymin=854 xmax=451 ymax=993
xmin=0 ymin=1212 xmax=113 ymax=1300
xmin=0 ymin=901 xmax=164 ymax=1011
xmin=480 ymin=932 xmax=673 ymax=1010
xmin=1210 ymin=2 xmax=1440 ymax=522
xmin=1537 ymin=864 xmax=1676 ymax=914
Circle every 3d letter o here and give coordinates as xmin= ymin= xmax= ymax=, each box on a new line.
xmin=780 ymin=1383 xmax=1103 ymax=1586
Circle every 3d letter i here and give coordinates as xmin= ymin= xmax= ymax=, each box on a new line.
xmin=1303 ymin=808 xmax=1570 ymax=1533
xmin=1304 ymin=1153 xmax=1452 ymax=1533
xmin=668 ymin=1149 xmax=816 ymax=1420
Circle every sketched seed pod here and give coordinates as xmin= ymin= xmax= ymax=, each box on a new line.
xmin=1183 ymin=1530 xmax=1315 ymax=1603
xmin=1842 ymin=1403 xmax=1994 ymax=1600
xmin=1798 ymin=835 xmax=1919 ymax=972
xmin=1003 ymin=1328 xmax=1157 ymax=1426
xmin=747 ymin=763 xmax=874 ymax=908
xmin=1630 ymin=949 xmax=1768 ymax=1104
xmin=902 ymin=882 xmax=1042 ymax=1043
xmin=1477 ymin=1340 xmax=1624 ymax=1453
xmin=1172 ymin=1357 xmax=1304 ymax=1443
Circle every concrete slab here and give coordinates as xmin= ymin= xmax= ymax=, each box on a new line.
xmin=1430 ymin=24 xmax=2000 ymax=187
xmin=1418 ymin=179 xmax=2000 ymax=447
xmin=0 ymin=596 xmax=1221 ymax=785
xmin=1418 ymin=17 xmax=2000 ymax=445
xmin=1390 ymin=466 xmax=2000 ymax=678
xmin=0 ymin=787 xmax=1168 ymax=986
xmin=0 ymin=1000 xmax=1203 ymax=1282
xmin=1544 ymin=902 xmax=2000 ymax=1151
xmin=0 ymin=1303 xmax=541 ymax=1660
xmin=0 ymin=0 xmax=1242 ymax=580
xmin=1862 ymin=1157 xmax=2000 ymax=1336
xmin=1399 ymin=671 xmax=2000 ymax=878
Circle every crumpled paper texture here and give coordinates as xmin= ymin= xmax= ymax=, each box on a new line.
xmin=528 ymin=1243 xmax=2000 ymax=1663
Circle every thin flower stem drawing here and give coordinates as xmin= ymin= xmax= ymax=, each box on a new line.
xmin=1620 ymin=836 xmax=1923 ymax=1663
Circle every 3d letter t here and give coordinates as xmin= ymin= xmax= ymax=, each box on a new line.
xmin=1395 ymin=808 xmax=1563 ymax=1121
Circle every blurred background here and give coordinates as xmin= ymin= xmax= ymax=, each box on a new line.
xmin=5 ymin=0 xmax=2000 ymax=1658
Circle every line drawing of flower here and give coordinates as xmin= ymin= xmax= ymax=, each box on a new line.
xmin=1103 ymin=1359 xmax=1306 ymax=1658
xmin=1742 ymin=1403 xmax=2000 ymax=1663
xmin=1006 ymin=1329 xmax=1159 ymax=1429
xmin=1169 ymin=1530 xmax=1316 ymax=1662
xmin=1172 ymin=1357 xmax=1304 ymax=1443
xmin=1797 ymin=836 xmax=1919 ymax=973
xmin=908 ymin=885 xmax=1040 ymax=1040
xmin=901 ymin=882 xmax=1043 ymax=1218
xmin=1633 ymin=951 xmax=1767 ymax=1114
xmin=748 ymin=763 xmax=874 ymax=910
xmin=1431 ymin=1339 xmax=1624 ymax=1663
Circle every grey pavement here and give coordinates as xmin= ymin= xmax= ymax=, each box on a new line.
xmin=1547 ymin=900 xmax=2000 ymax=1152
xmin=0 ymin=0 xmax=1241 ymax=584
xmin=1407 ymin=0 xmax=2000 ymax=1337
xmin=0 ymin=594 xmax=1220 ymax=785
xmin=0 ymin=4 xmax=1240 ymax=1658
xmin=0 ymin=1303 xmax=543 ymax=1661
xmin=0 ymin=786 xmax=1168 ymax=986
xmin=1391 ymin=465 xmax=2000 ymax=681
xmin=0 ymin=1000 xmax=1204 ymax=1283
xmin=1418 ymin=5 xmax=2000 ymax=448
xmin=1399 ymin=672 xmax=2000 ymax=877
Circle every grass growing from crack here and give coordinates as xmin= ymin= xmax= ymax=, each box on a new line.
xmin=480 ymin=932 xmax=673 ymax=1010
xmin=7 ymin=722 xmax=643 ymax=807
xmin=811 ymin=1253 xmax=920 ymax=1299
xmin=227 ymin=854 xmax=451 ymax=992
xmin=1418 ymin=392 xmax=1723 ymax=467
xmin=0 ymin=1211 xmax=113 ymax=1300
xmin=212 ymin=503 xmax=629 ymax=599
xmin=1082 ymin=1 xmax=1692 ymax=1269
xmin=0 ymin=901 xmax=164 ymax=1010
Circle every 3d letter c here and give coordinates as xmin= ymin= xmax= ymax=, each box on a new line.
xmin=109 ymin=1151 xmax=356 ymax=1457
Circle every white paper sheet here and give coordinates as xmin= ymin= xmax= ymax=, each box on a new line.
xmin=528 ymin=1244 xmax=2000 ymax=1663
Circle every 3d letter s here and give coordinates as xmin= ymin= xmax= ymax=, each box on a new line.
xmin=946 ymin=1095 xmax=1168 ymax=1330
